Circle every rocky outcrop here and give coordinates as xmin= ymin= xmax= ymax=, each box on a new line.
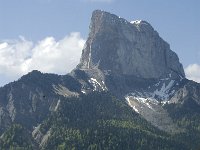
xmin=78 ymin=10 xmax=185 ymax=79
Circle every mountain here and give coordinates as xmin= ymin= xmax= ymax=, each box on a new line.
xmin=78 ymin=10 xmax=185 ymax=79
xmin=74 ymin=10 xmax=200 ymax=133
xmin=0 ymin=10 xmax=200 ymax=149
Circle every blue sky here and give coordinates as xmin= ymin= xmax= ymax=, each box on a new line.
xmin=0 ymin=0 xmax=200 ymax=86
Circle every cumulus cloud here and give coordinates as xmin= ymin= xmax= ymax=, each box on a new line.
xmin=0 ymin=33 xmax=85 ymax=86
xmin=185 ymin=64 xmax=200 ymax=83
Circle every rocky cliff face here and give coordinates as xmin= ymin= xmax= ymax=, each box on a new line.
xmin=78 ymin=10 xmax=185 ymax=79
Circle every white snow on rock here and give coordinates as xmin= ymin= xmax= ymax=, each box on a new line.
xmin=125 ymin=95 xmax=181 ymax=133
xmin=153 ymin=80 xmax=174 ymax=100
xmin=88 ymin=78 xmax=107 ymax=91
xmin=130 ymin=20 xmax=142 ymax=24
xmin=126 ymin=96 xmax=158 ymax=112
xmin=81 ymin=90 xmax=86 ymax=94
xmin=126 ymin=97 xmax=139 ymax=113
xmin=124 ymin=74 xmax=184 ymax=133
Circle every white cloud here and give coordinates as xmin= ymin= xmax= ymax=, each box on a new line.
xmin=185 ymin=64 xmax=200 ymax=83
xmin=0 ymin=42 xmax=8 ymax=49
xmin=0 ymin=32 xmax=85 ymax=86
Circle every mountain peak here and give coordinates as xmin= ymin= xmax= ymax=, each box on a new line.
xmin=78 ymin=10 xmax=185 ymax=79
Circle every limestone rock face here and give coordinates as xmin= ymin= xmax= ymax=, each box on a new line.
xmin=78 ymin=10 xmax=185 ymax=79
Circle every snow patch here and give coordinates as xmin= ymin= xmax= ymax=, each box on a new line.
xmin=81 ymin=90 xmax=86 ymax=94
xmin=88 ymin=78 xmax=107 ymax=91
xmin=153 ymin=80 xmax=174 ymax=100
xmin=126 ymin=97 xmax=139 ymax=113
xmin=146 ymin=102 xmax=153 ymax=110
xmin=126 ymin=80 xmax=177 ymax=105
xmin=130 ymin=20 xmax=142 ymax=24
xmin=126 ymin=95 xmax=158 ymax=112
xmin=125 ymin=95 xmax=181 ymax=133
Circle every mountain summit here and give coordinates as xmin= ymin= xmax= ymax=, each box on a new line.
xmin=0 ymin=10 xmax=200 ymax=149
xmin=78 ymin=10 xmax=185 ymax=79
